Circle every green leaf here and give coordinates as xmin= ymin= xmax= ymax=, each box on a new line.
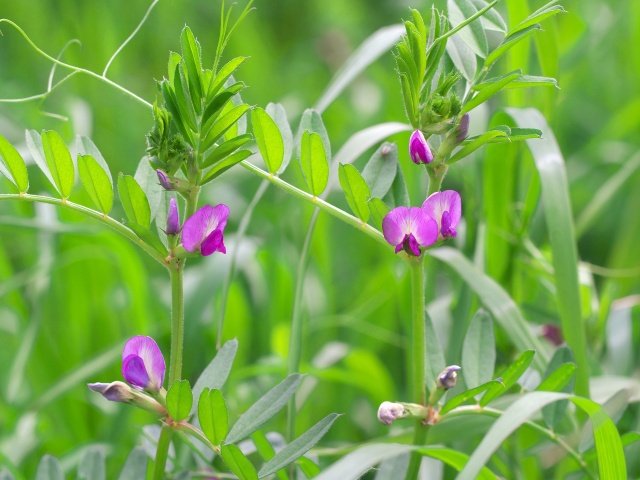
xmin=475 ymin=75 xmax=558 ymax=91
xmin=77 ymin=448 xmax=105 ymax=480
xmin=446 ymin=33 xmax=477 ymax=82
xmin=338 ymin=164 xmax=370 ymax=222
xmin=191 ymin=339 xmax=238 ymax=415
xmin=251 ymin=431 xmax=288 ymax=480
xmin=458 ymin=392 xmax=625 ymax=479
xmin=430 ymin=247 xmax=550 ymax=371
xmin=161 ymin=81 xmax=192 ymax=143
xmin=42 ymin=130 xmax=75 ymax=198
xmin=447 ymin=0 xmax=488 ymax=57
xmin=382 ymin=163 xmax=410 ymax=208
xmin=470 ymin=0 xmax=506 ymax=32
xmin=485 ymin=25 xmax=542 ymax=68
xmin=201 ymin=133 xmax=252 ymax=170
xmin=252 ymin=107 xmax=284 ymax=174
xmin=202 ymin=81 xmax=246 ymax=128
xmin=198 ymin=388 xmax=228 ymax=446
xmin=78 ymin=155 xmax=114 ymax=214
xmin=126 ymin=221 xmax=168 ymax=256
xmin=447 ymin=130 xmax=508 ymax=164
xmin=461 ymin=70 xmax=521 ymax=114
xmin=462 ymin=310 xmax=495 ymax=389
xmin=505 ymin=107 xmax=589 ymax=397
xmin=362 ymin=142 xmax=398 ymax=199
xmin=26 ymin=130 xmax=55 ymax=187
xmin=368 ymin=198 xmax=390 ymax=230
xmin=541 ymin=345 xmax=575 ymax=427
xmin=258 ymin=413 xmax=340 ymax=478
xmin=180 ymin=26 xmax=203 ymax=104
xmin=174 ymin=63 xmax=198 ymax=132
xmin=207 ymin=57 xmax=248 ymax=100
xmin=199 ymin=149 xmax=252 ymax=185
xmin=296 ymin=457 xmax=320 ymax=479
xmin=480 ymin=350 xmax=535 ymax=406
xmin=441 ymin=380 xmax=502 ymax=415
xmin=226 ymin=374 xmax=303 ymax=444
xmin=266 ymin=103 xmax=293 ymax=174
xmin=166 ymin=380 xmax=193 ymax=422
xmin=295 ymin=109 xmax=331 ymax=162
xmin=35 ymin=455 xmax=64 ymax=480
xmin=202 ymin=104 xmax=250 ymax=151
xmin=117 ymin=174 xmax=151 ymax=228
xmin=117 ymin=447 xmax=148 ymax=480
xmin=510 ymin=4 xmax=567 ymax=35
xmin=220 ymin=444 xmax=259 ymax=480
xmin=315 ymin=24 xmax=405 ymax=114
xmin=299 ymin=131 xmax=329 ymax=196
xmin=0 ymin=134 xmax=28 ymax=193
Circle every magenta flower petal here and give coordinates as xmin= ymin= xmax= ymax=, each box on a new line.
xmin=422 ymin=190 xmax=461 ymax=240
xmin=383 ymin=206 xmax=438 ymax=256
xmin=122 ymin=336 xmax=165 ymax=392
xmin=409 ymin=130 xmax=433 ymax=165
xmin=182 ymin=204 xmax=230 ymax=255
xmin=166 ymin=198 xmax=180 ymax=235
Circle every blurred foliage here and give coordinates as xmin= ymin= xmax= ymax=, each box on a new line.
xmin=1 ymin=0 xmax=639 ymax=478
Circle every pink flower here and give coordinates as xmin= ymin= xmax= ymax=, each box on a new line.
xmin=382 ymin=207 xmax=438 ymax=256
xmin=422 ymin=190 xmax=461 ymax=240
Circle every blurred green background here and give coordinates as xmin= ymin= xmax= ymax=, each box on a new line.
xmin=1 ymin=0 xmax=639 ymax=477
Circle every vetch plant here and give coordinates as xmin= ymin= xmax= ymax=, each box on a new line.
xmin=0 ymin=0 xmax=633 ymax=479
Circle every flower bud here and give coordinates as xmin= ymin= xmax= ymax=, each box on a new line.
xmin=456 ymin=113 xmax=470 ymax=143
xmin=166 ymin=198 xmax=180 ymax=235
xmin=437 ymin=365 xmax=461 ymax=390
xmin=88 ymin=381 xmax=134 ymax=403
xmin=409 ymin=130 xmax=433 ymax=165
xmin=377 ymin=401 xmax=406 ymax=425
xmin=157 ymin=170 xmax=176 ymax=191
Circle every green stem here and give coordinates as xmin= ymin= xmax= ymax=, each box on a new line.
xmin=0 ymin=194 xmax=168 ymax=266
xmin=240 ymin=161 xmax=390 ymax=250
xmin=168 ymin=262 xmax=185 ymax=384
xmin=426 ymin=164 xmax=448 ymax=196
xmin=404 ymin=257 xmax=428 ymax=480
xmin=185 ymin=186 xmax=201 ymax=219
xmin=152 ymin=424 xmax=173 ymax=480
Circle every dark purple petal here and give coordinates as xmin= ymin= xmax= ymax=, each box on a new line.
xmin=382 ymin=207 xmax=409 ymax=247
xmin=157 ymin=170 xmax=175 ymax=191
xmin=542 ymin=324 xmax=563 ymax=346
xmin=456 ymin=113 xmax=470 ymax=143
xmin=422 ymin=190 xmax=461 ymax=240
xmin=123 ymin=355 xmax=151 ymax=391
xmin=406 ymin=233 xmax=421 ymax=256
xmin=201 ymin=230 xmax=226 ymax=256
xmin=88 ymin=381 xmax=134 ymax=402
xmin=440 ymin=210 xmax=456 ymax=238
xmin=409 ymin=130 xmax=433 ymax=165
xmin=182 ymin=204 xmax=230 ymax=254
xmin=166 ymin=198 xmax=180 ymax=235
xmin=122 ymin=336 xmax=165 ymax=392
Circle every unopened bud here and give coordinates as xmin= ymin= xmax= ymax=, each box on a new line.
xmin=409 ymin=130 xmax=433 ymax=165
xmin=456 ymin=113 xmax=470 ymax=143
xmin=377 ymin=401 xmax=406 ymax=425
xmin=157 ymin=170 xmax=176 ymax=191
xmin=166 ymin=198 xmax=181 ymax=235
xmin=437 ymin=365 xmax=461 ymax=390
xmin=88 ymin=381 xmax=167 ymax=416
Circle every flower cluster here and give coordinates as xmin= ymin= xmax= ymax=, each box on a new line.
xmin=88 ymin=336 xmax=168 ymax=415
xmin=382 ymin=190 xmax=461 ymax=257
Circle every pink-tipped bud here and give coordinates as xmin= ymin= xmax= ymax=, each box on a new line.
xmin=456 ymin=113 xmax=470 ymax=143
xmin=157 ymin=170 xmax=175 ymax=191
xmin=166 ymin=198 xmax=180 ymax=235
xmin=409 ymin=130 xmax=433 ymax=165
xmin=437 ymin=365 xmax=461 ymax=390
xmin=377 ymin=401 xmax=406 ymax=425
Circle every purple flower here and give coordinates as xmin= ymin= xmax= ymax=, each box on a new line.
xmin=456 ymin=113 xmax=470 ymax=143
xmin=157 ymin=170 xmax=175 ymax=191
xmin=542 ymin=324 xmax=563 ymax=346
xmin=382 ymin=206 xmax=438 ymax=256
xmin=122 ymin=336 xmax=166 ymax=393
xmin=182 ymin=204 xmax=229 ymax=256
xmin=377 ymin=402 xmax=406 ymax=425
xmin=409 ymin=130 xmax=433 ymax=165
xmin=88 ymin=381 xmax=134 ymax=402
xmin=166 ymin=198 xmax=180 ymax=235
xmin=422 ymin=190 xmax=461 ymax=240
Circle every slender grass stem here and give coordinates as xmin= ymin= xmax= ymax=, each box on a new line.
xmin=0 ymin=194 xmax=168 ymax=266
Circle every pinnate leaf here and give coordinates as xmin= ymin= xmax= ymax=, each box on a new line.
xmin=78 ymin=154 xmax=113 ymax=214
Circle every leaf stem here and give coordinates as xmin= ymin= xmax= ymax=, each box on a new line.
xmin=168 ymin=261 xmax=185 ymax=384
xmin=240 ymin=160 xmax=390 ymax=250
xmin=0 ymin=193 xmax=168 ymax=266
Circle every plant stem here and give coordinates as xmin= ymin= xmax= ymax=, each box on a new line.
xmin=168 ymin=262 xmax=185 ymax=384
xmin=426 ymin=164 xmax=448 ymax=196
xmin=152 ymin=424 xmax=173 ymax=480
xmin=0 ymin=194 xmax=168 ymax=266
xmin=240 ymin=161 xmax=391 ymax=250
xmin=404 ymin=256 xmax=427 ymax=480
xmin=185 ymin=185 xmax=201 ymax=219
